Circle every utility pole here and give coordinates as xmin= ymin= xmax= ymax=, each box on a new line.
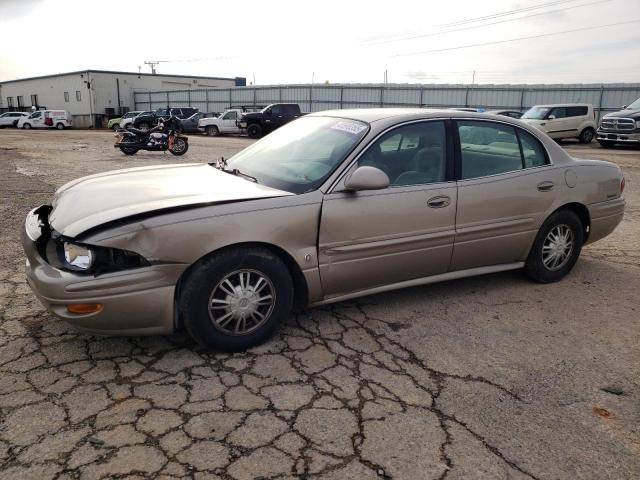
xmin=144 ymin=60 xmax=167 ymax=74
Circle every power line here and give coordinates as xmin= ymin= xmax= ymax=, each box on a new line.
xmin=438 ymin=0 xmax=578 ymax=27
xmin=392 ymin=19 xmax=640 ymax=57
xmin=366 ymin=0 xmax=613 ymax=45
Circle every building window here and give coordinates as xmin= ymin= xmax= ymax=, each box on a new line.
xmin=64 ymin=92 xmax=69 ymax=103
xmin=76 ymin=90 xmax=81 ymax=101
xmin=7 ymin=97 xmax=13 ymax=108
xmin=30 ymin=94 xmax=38 ymax=107
xmin=17 ymin=96 xmax=23 ymax=108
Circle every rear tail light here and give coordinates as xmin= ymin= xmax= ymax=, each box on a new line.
xmin=621 ymin=177 xmax=625 ymax=193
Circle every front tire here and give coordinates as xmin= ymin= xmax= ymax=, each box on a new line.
xmin=23 ymin=123 xmax=31 ymax=129
xmin=525 ymin=210 xmax=584 ymax=283
xmin=180 ymin=248 xmax=293 ymax=351
xmin=111 ymin=123 xmax=120 ymax=130
xmin=170 ymin=138 xmax=188 ymax=156
xmin=578 ymin=127 xmax=595 ymax=143
xmin=598 ymin=140 xmax=615 ymax=148
xmin=247 ymin=124 xmax=262 ymax=139
xmin=206 ymin=125 xmax=219 ymax=137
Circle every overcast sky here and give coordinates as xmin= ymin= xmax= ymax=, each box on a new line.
xmin=1 ymin=0 xmax=639 ymax=85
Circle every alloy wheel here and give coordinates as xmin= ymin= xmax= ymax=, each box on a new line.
xmin=542 ymin=224 xmax=574 ymax=271
xmin=208 ymin=269 xmax=275 ymax=335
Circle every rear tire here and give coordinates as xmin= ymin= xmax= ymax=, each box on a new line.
xmin=525 ymin=209 xmax=584 ymax=283
xmin=180 ymin=248 xmax=293 ymax=351
xmin=119 ymin=137 xmax=139 ymax=155
xmin=56 ymin=123 xmax=64 ymax=130
xmin=598 ymin=140 xmax=615 ymax=148
xmin=578 ymin=127 xmax=595 ymax=143
xmin=247 ymin=124 xmax=262 ymax=139
xmin=206 ymin=125 xmax=219 ymax=137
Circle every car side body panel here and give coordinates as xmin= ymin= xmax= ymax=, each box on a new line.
xmin=20 ymin=109 xmax=625 ymax=337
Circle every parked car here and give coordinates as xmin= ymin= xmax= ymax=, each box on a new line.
xmin=199 ymin=107 xmax=262 ymax=136
xmin=486 ymin=109 xmax=523 ymax=119
xmin=521 ymin=104 xmax=596 ymax=143
xmin=0 ymin=111 xmax=29 ymax=128
xmin=21 ymin=109 xmax=625 ymax=351
xmin=133 ymin=107 xmax=198 ymax=130
xmin=17 ymin=110 xmax=72 ymax=129
xmin=108 ymin=111 xmax=143 ymax=130
xmin=178 ymin=112 xmax=210 ymax=133
xmin=237 ymin=103 xmax=305 ymax=138
xmin=121 ymin=111 xmax=152 ymax=130
xmin=596 ymin=97 xmax=640 ymax=147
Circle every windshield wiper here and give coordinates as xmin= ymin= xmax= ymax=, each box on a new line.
xmin=210 ymin=157 xmax=258 ymax=183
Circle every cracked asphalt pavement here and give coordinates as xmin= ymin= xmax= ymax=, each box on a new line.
xmin=0 ymin=130 xmax=639 ymax=479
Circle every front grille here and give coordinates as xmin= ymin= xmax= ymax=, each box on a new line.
xmin=600 ymin=117 xmax=635 ymax=131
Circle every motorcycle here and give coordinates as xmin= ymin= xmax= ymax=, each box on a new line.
xmin=114 ymin=115 xmax=189 ymax=156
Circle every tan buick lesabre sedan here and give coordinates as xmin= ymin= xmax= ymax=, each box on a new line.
xmin=22 ymin=109 xmax=625 ymax=350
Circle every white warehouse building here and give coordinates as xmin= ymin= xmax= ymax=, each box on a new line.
xmin=0 ymin=69 xmax=245 ymax=128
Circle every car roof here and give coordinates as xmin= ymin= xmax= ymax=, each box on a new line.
xmin=308 ymin=108 xmax=526 ymax=124
xmin=529 ymin=103 xmax=592 ymax=107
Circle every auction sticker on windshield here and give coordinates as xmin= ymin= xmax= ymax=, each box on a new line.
xmin=331 ymin=121 xmax=367 ymax=135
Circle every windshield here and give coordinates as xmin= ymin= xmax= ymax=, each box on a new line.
xmin=226 ymin=116 xmax=369 ymax=194
xmin=626 ymin=98 xmax=640 ymax=110
xmin=123 ymin=112 xmax=139 ymax=118
xmin=522 ymin=107 xmax=551 ymax=119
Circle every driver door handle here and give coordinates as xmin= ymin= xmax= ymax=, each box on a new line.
xmin=537 ymin=181 xmax=554 ymax=192
xmin=427 ymin=195 xmax=451 ymax=208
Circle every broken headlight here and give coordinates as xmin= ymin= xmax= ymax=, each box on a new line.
xmin=45 ymin=239 xmax=150 ymax=275
xmin=63 ymin=242 xmax=94 ymax=270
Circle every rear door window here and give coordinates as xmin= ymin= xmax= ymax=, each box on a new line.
xmin=457 ymin=121 xmax=522 ymax=179
xmin=566 ymin=106 xmax=588 ymax=117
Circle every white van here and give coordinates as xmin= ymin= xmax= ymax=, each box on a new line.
xmin=521 ymin=104 xmax=596 ymax=143
xmin=17 ymin=110 xmax=72 ymax=130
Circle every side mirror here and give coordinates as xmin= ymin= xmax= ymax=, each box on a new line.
xmin=344 ymin=166 xmax=390 ymax=192
xmin=265 ymin=108 xmax=272 ymax=115
xmin=547 ymin=114 xmax=556 ymax=120
xmin=622 ymin=105 xmax=627 ymax=109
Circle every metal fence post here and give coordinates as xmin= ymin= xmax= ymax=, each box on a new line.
xmin=229 ymin=89 xmax=232 ymax=109
xmin=519 ymin=88 xmax=525 ymax=110
xmin=464 ymin=87 xmax=470 ymax=107
xmin=309 ymin=85 xmax=313 ymax=112
xmin=148 ymin=92 xmax=152 ymax=110
xmin=380 ymin=86 xmax=384 ymax=107
xmin=166 ymin=91 xmax=170 ymax=107
xmin=188 ymin=89 xmax=191 ymax=108
xmin=597 ymin=84 xmax=605 ymax=122
xmin=253 ymin=87 xmax=257 ymax=107
xmin=340 ymin=86 xmax=344 ymax=109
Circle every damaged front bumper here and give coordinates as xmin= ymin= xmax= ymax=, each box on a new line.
xmin=21 ymin=207 xmax=180 ymax=336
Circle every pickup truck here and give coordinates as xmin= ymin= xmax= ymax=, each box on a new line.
xmin=237 ymin=103 xmax=305 ymax=138
xmin=597 ymin=97 xmax=640 ymax=147
xmin=198 ymin=107 xmax=262 ymax=136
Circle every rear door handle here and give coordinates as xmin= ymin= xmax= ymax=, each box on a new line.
xmin=537 ymin=181 xmax=554 ymax=192
xmin=427 ymin=195 xmax=451 ymax=208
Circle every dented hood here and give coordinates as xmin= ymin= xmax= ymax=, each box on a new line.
xmin=49 ymin=163 xmax=292 ymax=237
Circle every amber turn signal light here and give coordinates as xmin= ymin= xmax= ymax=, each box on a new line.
xmin=66 ymin=303 xmax=103 ymax=314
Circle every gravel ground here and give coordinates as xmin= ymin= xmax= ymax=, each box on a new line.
xmin=0 ymin=129 xmax=638 ymax=480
